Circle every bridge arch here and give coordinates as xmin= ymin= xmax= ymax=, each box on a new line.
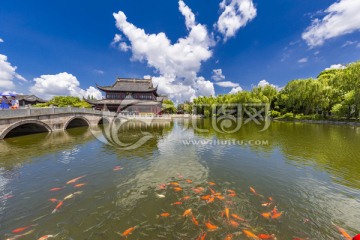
xmin=64 ymin=116 xmax=91 ymax=130
xmin=0 ymin=120 xmax=52 ymax=139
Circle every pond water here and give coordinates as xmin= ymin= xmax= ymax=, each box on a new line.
xmin=0 ymin=119 xmax=359 ymax=239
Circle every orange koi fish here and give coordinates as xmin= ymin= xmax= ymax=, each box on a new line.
xmin=216 ymin=195 xmax=225 ymax=200
xmin=49 ymin=187 xmax=63 ymax=192
xmin=224 ymin=234 xmax=233 ymax=240
xmin=122 ymin=226 xmax=137 ymax=237
xmin=169 ymin=181 xmax=180 ymax=187
xmin=48 ymin=198 xmax=58 ymax=203
xmin=74 ymin=183 xmax=86 ymax=188
xmin=225 ymin=207 xmax=230 ymax=220
xmin=52 ymin=200 xmax=63 ymax=214
xmin=334 ymin=225 xmax=352 ymax=240
xmin=201 ymin=195 xmax=212 ymax=200
xmin=185 ymin=179 xmax=193 ymax=183
xmin=271 ymin=212 xmax=283 ymax=219
xmin=173 ymin=187 xmax=183 ymax=192
xmin=12 ymin=225 xmax=32 ymax=233
xmin=250 ymin=187 xmax=263 ymax=197
xmin=231 ymin=214 xmax=246 ymax=221
xmin=205 ymin=221 xmax=218 ymax=231
xmin=38 ymin=235 xmax=54 ymax=240
xmin=182 ymin=196 xmax=190 ymax=201
xmin=66 ymin=175 xmax=85 ymax=184
xmin=208 ymin=187 xmax=216 ymax=195
xmin=191 ymin=213 xmax=199 ymax=226
xmin=243 ymin=229 xmax=260 ymax=239
xmin=258 ymin=234 xmax=273 ymax=239
xmin=197 ymin=232 xmax=207 ymax=240
xmin=228 ymin=193 xmax=237 ymax=197
xmin=182 ymin=208 xmax=192 ymax=217
xmin=192 ymin=187 xmax=205 ymax=194
xmin=208 ymin=182 xmax=216 ymax=186
xmin=160 ymin=212 xmax=170 ymax=217
xmin=261 ymin=212 xmax=271 ymax=219
xmin=207 ymin=197 xmax=215 ymax=203
xmin=227 ymin=189 xmax=236 ymax=194
xmin=229 ymin=220 xmax=239 ymax=228
xmin=171 ymin=201 xmax=182 ymax=205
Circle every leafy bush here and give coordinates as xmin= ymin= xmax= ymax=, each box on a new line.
xmin=270 ymin=110 xmax=281 ymax=118
xmin=280 ymin=112 xmax=294 ymax=120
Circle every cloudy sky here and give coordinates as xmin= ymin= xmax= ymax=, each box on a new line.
xmin=0 ymin=0 xmax=359 ymax=102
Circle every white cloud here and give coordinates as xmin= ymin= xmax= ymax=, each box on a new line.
xmin=30 ymin=72 xmax=102 ymax=100
xmin=229 ymin=86 xmax=243 ymax=94
xmin=215 ymin=81 xmax=239 ymax=88
xmin=302 ymin=0 xmax=360 ymax=47
xmin=257 ymin=79 xmax=281 ymax=91
xmin=298 ymin=57 xmax=308 ymax=63
xmin=211 ymin=69 xmax=225 ymax=81
xmin=0 ymin=38 xmax=3 ymax=43
xmin=0 ymin=54 xmax=26 ymax=90
xmin=94 ymin=69 xmax=104 ymax=74
xmin=111 ymin=34 xmax=131 ymax=52
xmin=215 ymin=0 xmax=257 ymax=41
xmin=325 ymin=64 xmax=346 ymax=70
xmin=342 ymin=40 xmax=358 ymax=47
xmin=113 ymin=0 xmax=215 ymax=102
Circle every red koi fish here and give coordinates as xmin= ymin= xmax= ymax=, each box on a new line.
xmin=191 ymin=213 xmax=199 ymax=226
xmin=173 ymin=187 xmax=183 ymax=192
xmin=229 ymin=220 xmax=239 ymax=228
xmin=12 ymin=225 xmax=32 ymax=234
xmin=113 ymin=166 xmax=123 ymax=171
xmin=74 ymin=183 xmax=86 ymax=188
xmin=197 ymin=232 xmax=207 ymax=240
xmin=49 ymin=187 xmax=63 ymax=192
xmin=205 ymin=221 xmax=218 ymax=231
xmin=258 ymin=234 xmax=274 ymax=239
xmin=228 ymin=193 xmax=237 ymax=197
xmin=201 ymin=195 xmax=211 ymax=200
xmin=171 ymin=201 xmax=182 ymax=205
xmin=38 ymin=235 xmax=54 ymax=240
xmin=48 ymin=198 xmax=58 ymax=203
xmin=207 ymin=197 xmax=215 ymax=203
xmin=66 ymin=175 xmax=85 ymax=184
xmin=192 ymin=187 xmax=205 ymax=194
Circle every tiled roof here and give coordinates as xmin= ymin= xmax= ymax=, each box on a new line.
xmin=97 ymin=78 xmax=157 ymax=92
xmin=16 ymin=95 xmax=47 ymax=103
xmin=85 ymin=99 xmax=162 ymax=106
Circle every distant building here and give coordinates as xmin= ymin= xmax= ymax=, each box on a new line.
xmin=16 ymin=95 xmax=47 ymax=106
xmin=86 ymin=77 xmax=167 ymax=114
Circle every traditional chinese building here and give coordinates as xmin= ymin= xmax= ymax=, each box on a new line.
xmin=87 ymin=77 xmax=167 ymax=114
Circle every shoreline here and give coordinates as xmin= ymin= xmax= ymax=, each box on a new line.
xmin=274 ymin=118 xmax=360 ymax=127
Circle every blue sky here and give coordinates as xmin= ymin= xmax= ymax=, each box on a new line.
xmin=0 ymin=0 xmax=359 ymax=102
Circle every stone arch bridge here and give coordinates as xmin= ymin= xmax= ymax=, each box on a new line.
xmin=0 ymin=107 xmax=116 ymax=139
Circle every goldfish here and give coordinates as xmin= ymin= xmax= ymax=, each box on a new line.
xmin=201 ymin=195 xmax=212 ymax=200
xmin=182 ymin=196 xmax=190 ymax=201
xmin=185 ymin=179 xmax=193 ymax=183
xmin=52 ymin=200 xmax=63 ymax=213
xmin=229 ymin=220 xmax=239 ymax=228
xmin=191 ymin=213 xmax=199 ymax=226
xmin=169 ymin=181 xmax=180 ymax=187
xmin=205 ymin=221 xmax=218 ymax=231
xmin=122 ymin=226 xmax=137 ymax=237
xmin=113 ymin=166 xmax=123 ymax=171
xmin=48 ymin=198 xmax=58 ymax=203
xmin=38 ymin=235 xmax=54 ymax=240
xmin=182 ymin=208 xmax=192 ymax=217
xmin=12 ymin=225 xmax=32 ymax=233
xmin=258 ymin=234 xmax=273 ymax=239
xmin=250 ymin=187 xmax=263 ymax=198
xmin=271 ymin=212 xmax=283 ymax=219
xmin=231 ymin=214 xmax=246 ymax=221
xmin=261 ymin=212 xmax=271 ymax=219
xmin=334 ymin=225 xmax=352 ymax=240
xmin=196 ymin=232 xmax=207 ymax=240
xmin=74 ymin=183 xmax=86 ymax=188
xmin=173 ymin=187 xmax=183 ymax=192
xmin=160 ymin=212 xmax=170 ymax=217
xmin=171 ymin=201 xmax=182 ymax=205
xmin=208 ymin=181 xmax=216 ymax=186
xmin=224 ymin=234 xmax=233 ymax=240
xmin=49 ymin=187 xmax=63 ymax=192
xmin=225 ymin=207 xmax=230 ymax=220
xmin=243 ymin=230 xmax=260 ymax=239
xmin=66 ymin=175 xmax=85 ymax=184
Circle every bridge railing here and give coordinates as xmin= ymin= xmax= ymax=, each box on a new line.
xmin=0 ymin=107 xmax=116 ymax=119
